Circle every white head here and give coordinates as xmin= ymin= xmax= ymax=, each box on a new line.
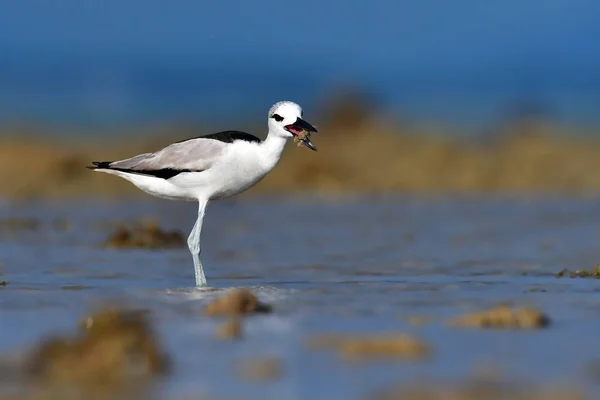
xmin=267 ymin=101 xmax=318 ymax=151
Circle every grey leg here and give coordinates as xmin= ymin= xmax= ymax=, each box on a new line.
xmin=188 ymin=200 xmax=208 ymax=287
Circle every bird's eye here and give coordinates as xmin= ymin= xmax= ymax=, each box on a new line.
xmin=271 ymin=114 xmax=284 ymax=122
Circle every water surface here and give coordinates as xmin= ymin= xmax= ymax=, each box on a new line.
xmin=1 ymin=196 xmax=600 ymax=399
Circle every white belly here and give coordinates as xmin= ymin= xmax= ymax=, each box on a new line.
xmin=167 ymin=144 xmax=277 ymax=200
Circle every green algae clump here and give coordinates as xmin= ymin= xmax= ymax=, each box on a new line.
xmin=446 ymin=305 xmax=550 ymax=330
xmin=205 ymin=289 xmax=272 ymax=317
xmin=105 ymin=221 xmax=185 ymax=249
xmin=556 ymin=265 xmax=600 ymax=278
xmin=26 ymin=307 xmax=170 ymax=388
xmin=307 ymin=333 xmax=431 ymax=362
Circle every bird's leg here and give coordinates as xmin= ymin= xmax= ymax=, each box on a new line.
xmin=188 ymin=200 xmax=208 ymax=287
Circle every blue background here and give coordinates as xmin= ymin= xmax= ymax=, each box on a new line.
xmin=0 ymin=0 xmax=598 ymax=133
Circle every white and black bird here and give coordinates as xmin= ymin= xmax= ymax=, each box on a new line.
xmin=88 ymin=101 xmax=318 ymax=287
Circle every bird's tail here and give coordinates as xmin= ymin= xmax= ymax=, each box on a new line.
xmin=86 ymin=161 xmax=112 ymax=170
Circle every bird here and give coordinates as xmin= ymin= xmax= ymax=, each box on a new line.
xmin=87 ymin=101 xmax=318 ymax=287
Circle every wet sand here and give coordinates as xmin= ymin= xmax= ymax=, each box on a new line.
xmin=3 ymin=116 xmax=600 ymax=200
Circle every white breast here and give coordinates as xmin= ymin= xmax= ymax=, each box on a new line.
xmin=169 ymin=140 xmax=279 ymax=200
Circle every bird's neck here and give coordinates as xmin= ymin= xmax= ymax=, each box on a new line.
xmin=261 ymin=132 xmax=288 ymax=162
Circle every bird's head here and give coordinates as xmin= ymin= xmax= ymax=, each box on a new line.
xmin=267 ymin=101 xmax=318 ymax=151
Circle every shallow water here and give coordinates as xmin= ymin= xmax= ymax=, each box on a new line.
xmin=2 ymin=195 xmax=600 ymax=399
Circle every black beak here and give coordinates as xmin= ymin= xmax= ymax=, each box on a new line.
xmin=289 ymin=117 xmax=318 ymax=151
xmin=302 ymin=137 xmax=317 ymax=151
xmin=292 ymin=117 xmax=318 ymax=133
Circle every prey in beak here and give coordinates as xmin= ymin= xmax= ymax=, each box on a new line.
xmin=285 ymin=117 xmax=318 ymax=151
